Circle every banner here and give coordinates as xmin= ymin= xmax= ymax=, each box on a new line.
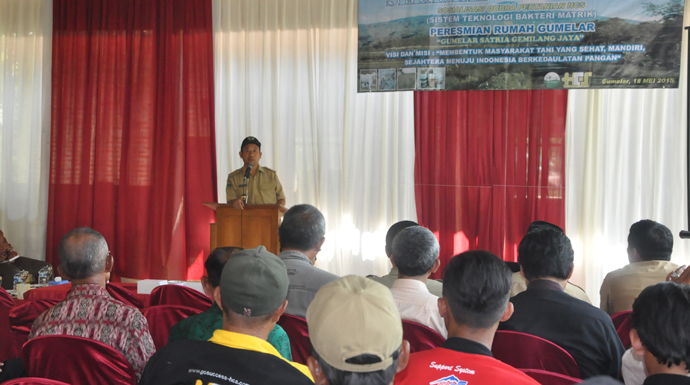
xmin=358 ymin=0 xmax=684 ymax=91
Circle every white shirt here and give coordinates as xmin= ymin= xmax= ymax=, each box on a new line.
xmin=389 ymin=279 xmax=448 ymax=338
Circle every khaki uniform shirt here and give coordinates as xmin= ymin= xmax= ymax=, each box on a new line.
xmin=226 ymin=165 xmax=286 ymax=205
xmin=511 ymin=272 xmax=591 ymax=304
xmin=599 ymin=260 xmax=679 ymax=315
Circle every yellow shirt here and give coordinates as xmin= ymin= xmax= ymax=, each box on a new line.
xmin=599 ymin=260 xmax=679 ymax=315
xmin=226 ymin=165 xmax=286 ymax=204
xmin=209 ymin=329 xmax=314 ymax=382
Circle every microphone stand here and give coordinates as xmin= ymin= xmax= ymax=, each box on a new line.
xmin=683 ymin=26 xmax=690 ymax=238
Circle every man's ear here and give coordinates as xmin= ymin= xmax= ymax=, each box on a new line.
xmin=315 ymin=237 xmax=326 ymax=252
xmin=56 ymin=265 xmax=66 ymax=280
xmin=238 ymin=150 xmax=244 ymax=159
xmin=213 ymin=287 xmax=223 ymax=312
xmin=307 ymin=356 xmax=328 ymax=385
xmin=272 ymin=300 xmax=288 ymax=323
xmin=104 ymin=254 xmax=114 ymax=274
xmin=397 ymin=340 xmax=410 ymax=373
xmin=438 ymin=297 xmax=449 ymax=319
xmin=431 ymin=258 xmax=441 ymax=274
xmin=567 ymin=264 xmax=575 ymax=280
xmin=630 ymin=328 xmax=647 ymax=357
xmin=500 ymin=301 xmax=514 ymax=322
xmin=519 ymin=265 xmax=526 ymax=280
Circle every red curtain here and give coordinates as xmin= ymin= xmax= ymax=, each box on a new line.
xmin=414 ymin=91 xmax=567 ymax=278
xmin=47 ymin=0 xmax=217 ymax=280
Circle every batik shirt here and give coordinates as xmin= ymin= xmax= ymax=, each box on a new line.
xmin=168 ymin=302 xmax=293 ymax=361
xmin=29 ymin=284 xmax=156 ymax=379
xmin=0 ymin=229 xmax=18 ymax=263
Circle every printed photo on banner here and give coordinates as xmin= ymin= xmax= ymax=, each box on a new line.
xmin=357 ymin=0 xmax=684 ymax=91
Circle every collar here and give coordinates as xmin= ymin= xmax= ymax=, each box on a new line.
xmin=278 ymin=250 xmax=313 ymax=266
xmin=644 ymin=374 xmax=690 ymax=385
xmin=242 ymin=164 xmax=263 ymax=174
xmin=210 ymin=329 xmax=290 ymax=363
xmin=526 ymin=279 xmax=564 ymax=292
xmin=442 ymin=337 xmax=493 ymax=357
xmin=67 ymin=284 xmax=110 ymax=298
xmin=391 ymin=278 xmax=430 ymax=292
xmin=208 ymin=302 xmax=222 ymax=314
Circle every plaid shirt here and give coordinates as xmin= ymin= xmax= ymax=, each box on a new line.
xmin=0 ymin=229 xmax=18 ymax=263
xmin=29 ymin=284 xmax=156 ymax=379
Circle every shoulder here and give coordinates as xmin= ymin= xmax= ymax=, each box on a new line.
xmin=229 ymin=168 xmax=244 ymax=177
xmin=261 ymin=166 xmax=277 ymax=174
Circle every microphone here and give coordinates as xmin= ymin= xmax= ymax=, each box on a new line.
xmin=680 ymin=230 xmax=690 ymax=239
xmin=244 ymin=164 xmax=253 ymax=179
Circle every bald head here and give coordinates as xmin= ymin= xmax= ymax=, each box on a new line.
xmin=58 ymin=227 xmax=109 ymax=280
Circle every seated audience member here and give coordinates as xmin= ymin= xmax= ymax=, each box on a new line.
xmin=510 ymin=221 xmax=591 ymax=303
xmin=368 ymin=220 xmax=443 ymax=297
xmin=0 ymin=229 xmax=52 ymax=290
xmin=168 ymin=246 xmax=292 ymax=360
xmin=499 ymin=228 xmax=625 ymax=379
xmin=140 ymin=246 xmax=313 ymax=384
xmin=630 ymin=282 xmax=690 ymax=385
xmin=29 ymin=227 xmax=155 ymax=379
xmin=600 ymin=220 xmax=678 ymax=315
xmin=278 ymin=204 xmax=338 ymax=318
xmin=306 ymin=275 xmax=410 ymax=385
xmin=394 ymin=251 xmax=539 ymax=385
xmin=389 ymin=226 xmax=447 ymax=337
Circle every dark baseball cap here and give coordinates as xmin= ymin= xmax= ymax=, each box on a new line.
xmin=241 ymin=136 xmax=261 ymax=151
xmin=219 ymin=245 xmax=288 ymax=317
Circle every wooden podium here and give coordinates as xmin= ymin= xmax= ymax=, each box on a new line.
xmin=203 ymin=203 xmax=283 ymax=255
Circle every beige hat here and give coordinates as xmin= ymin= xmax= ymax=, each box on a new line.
xmin=306 ymin=275 xmax=403 ymax=373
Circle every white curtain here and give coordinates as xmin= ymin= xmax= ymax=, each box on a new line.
xmin=566 ymin=1 xmax=690 ymax=305
xmin=0 ymin=0 xmax=52 ymax=260
xmin=212 ymin=0 xmax=416 ymax=276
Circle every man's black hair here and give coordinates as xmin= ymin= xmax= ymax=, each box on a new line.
xmin=311 ymin=348 xmax=400 ymax=385
xmin=518 ymin=228 xmax=574 ymax=281
xmin=392 ymin=226 xmax=439 ymax=277
xmin=442 ymin=250 xmax=512 ymax=329
xmin=527 ymin=220 xmax=564 ymax=235
xmin=627 ymin=220 xmax=673 ymax=261
xmin=279 ymin=204 xmax=326 ymax=251
xmin=632 ymin=282 xmax=690 ymax=372
xmin=385 ymin=221 xmax=418 ymax=255
xmin=205 ymin=247 xmax=243 ymax=287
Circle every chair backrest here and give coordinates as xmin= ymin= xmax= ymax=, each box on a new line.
xmin=22 ymin=335 xmax=137 ymax=385
xmin=8 ymin=299 xmax=61 ymax=356
xmin=1 ymin=377 xmax=72 ymax=385
xmin=9 ymin=299 xmax=60 ymax=336
xmin=520 ymin=369 xmax=583 ymax=385
xmin=106 ymin=283 xmax=144 ymax=309
xmin=142 ymin=305 xmax=203 ymax=350
xmin=277 ymin=313 xmax=311 ymax=365
xmin=0 ymin=287 xmax=19 ymax=362
xmin=149 ymin=284 xmax=212 ymax=311
xmin=611 ymin=310 xmax=633 ymax=349
xmin=402 ymin=320 xmax=445 ymax=353
xmin=492 ymin=330 xmax=581 ymax=378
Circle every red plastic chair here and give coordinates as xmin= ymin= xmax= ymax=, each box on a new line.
xmin=277 ymin=313 xmax=311 ymax=365
xmin=520 ymin=369 xmax=583 ymax=385
xmin=611 ymin=310 xmax=633 ymax=349
xmin=106 ymin=283 xmax=144 ymax=309
xmin=0 ymin=287 xmax=19 ymax=361
xmin=142 ymin=305 xmax=203 ymax=349
xmin=402 ymin=320 xmax=445 ymax=353
xmin=22 ymin=335 xmax=137 ymax=385
xmin=492 ymin=331 xmax=581 ymax=378
xmin=1 ymin=378 xmax=72 ymax=385
xmin=9 ymin=299 xmax=60 ymax=353
xmin=149 ymin=284 xmax=212 ymax=311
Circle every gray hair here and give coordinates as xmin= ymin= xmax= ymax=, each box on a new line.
xmin=392 ymin=226 xmax=439 ymax=277
xmin=279 ymin=204 xmax=326 ymax=251
xmin=58 ymin=227 xmax=109 ymax=279
xmin=312 ymin=349 xmax=399 ymax=385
